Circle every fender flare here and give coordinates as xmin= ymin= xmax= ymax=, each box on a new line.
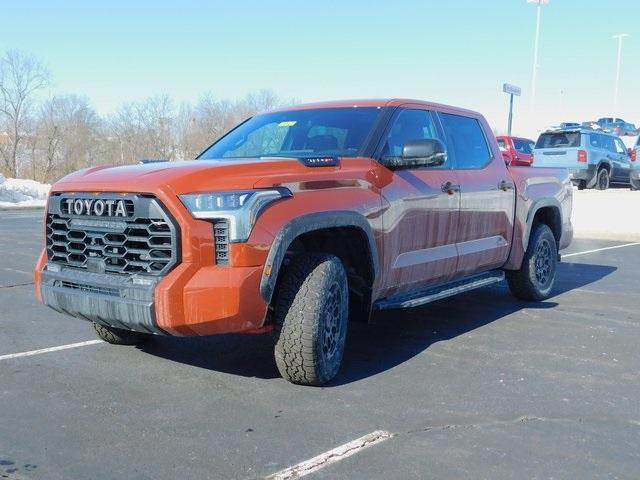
xmin=523 ymin=197 xmax=562 ymax=249
xmin=587 ymin=161 xmax=612 ymax=188
xmin=259 ymin=211 xmax=379 ymax=302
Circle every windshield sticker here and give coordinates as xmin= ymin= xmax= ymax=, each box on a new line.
xmin=278 ymin=121 xmax=297 ymax=127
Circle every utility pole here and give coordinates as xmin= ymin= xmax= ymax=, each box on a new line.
xmin=613 ymin=33 xmax=629 ymax=118
xmin=527 ymin=0 xmax=549 ymax=112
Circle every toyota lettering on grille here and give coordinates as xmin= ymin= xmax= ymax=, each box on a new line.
xmin=62 ymin=198 xmax=129 ymax=217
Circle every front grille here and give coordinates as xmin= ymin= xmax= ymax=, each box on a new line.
xmin=46 ymin=193 xmax=179 ymax=276
xmin=213 ymin=220 xmax=230 ymax=265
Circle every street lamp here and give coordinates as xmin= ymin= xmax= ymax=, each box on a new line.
xmin=527 ymin=0 xmax=549 ymax=112
xmin=612 ymin=33 xmax=629 ymax=118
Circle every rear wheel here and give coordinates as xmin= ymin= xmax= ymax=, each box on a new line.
xmin=506 ymin=223 xmax=558 ymax=301
xmin=273 ymin=253 xmax=349 ymax=386
xmin=577 ymin=180 xmax=586 ymax=191
xmin=92 ymin=323 xmax=150 ymax=345
xmin=595 ymin=168 xmax=610 ymax=190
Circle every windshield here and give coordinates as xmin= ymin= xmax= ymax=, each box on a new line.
xmin=535 ymin=132 xmax=581 ymax=149
xmin=198 ymin=107 xmax=383 ymax=159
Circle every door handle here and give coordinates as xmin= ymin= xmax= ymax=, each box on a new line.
xmin=441 ymin=182 xmax=461 ymax=194
xmin=498 ymin=180 xmax=514 ymax=191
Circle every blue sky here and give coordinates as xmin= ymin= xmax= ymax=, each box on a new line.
xmin=2 ymin=0 xmax=639 ymax=136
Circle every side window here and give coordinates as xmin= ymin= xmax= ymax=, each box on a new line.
xmin=439 ymin=113 xmax=491 ymax=169
xmin=380 ymin=108 xmax=446 ymax=166
xmin=589 ymin=134 xmax=600 ymax=149
xmin=614 ymin=138 xmax=627 ymax=154
xmin=600 ymin=135 xmax=616 ymax=153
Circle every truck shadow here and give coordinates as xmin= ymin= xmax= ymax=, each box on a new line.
xmin=138 ymin=262 xmax=615 ymax=385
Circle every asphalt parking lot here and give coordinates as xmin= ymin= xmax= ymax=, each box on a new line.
xmin=1 ymin=210 xmax=639 ymax=480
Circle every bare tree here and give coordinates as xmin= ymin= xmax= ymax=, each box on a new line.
xmin=34 ymin=95 xmax=101 ymax=181
xmin=0 ymin=50 xmax=49 ymax=177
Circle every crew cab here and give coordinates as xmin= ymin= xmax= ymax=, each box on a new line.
xmin=35 ymin=99 xmax=573 ymax=386
xmin=496 ymin=135 xmax=535 ymax=166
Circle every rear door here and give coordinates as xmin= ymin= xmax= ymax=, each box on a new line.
xmin=438 ymin=112 xmax=515 ymax=277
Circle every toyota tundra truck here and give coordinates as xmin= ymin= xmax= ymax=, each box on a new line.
xmin=35 ymin=99 xmax=573 ymax=386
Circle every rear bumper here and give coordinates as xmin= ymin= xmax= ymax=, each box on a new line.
xmin=567 ymin=165 xmax=596 ymax=185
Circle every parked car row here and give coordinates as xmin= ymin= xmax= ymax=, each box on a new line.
xmin=498 ymin=127 xmax=638 ymax=191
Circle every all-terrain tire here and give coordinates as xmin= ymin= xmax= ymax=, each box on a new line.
xmin=92 ymin=322 xmax=150 ymax=345
xmin=506 ymin=223 xmax=558 ymax=301
xmin=273 ymin=254 xmax=349 ymax=386
xmin=595 ymin=168 xmax=610 ymax=190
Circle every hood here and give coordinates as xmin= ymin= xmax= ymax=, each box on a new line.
xmin=51 ymin=157 xmax=376 ymax=196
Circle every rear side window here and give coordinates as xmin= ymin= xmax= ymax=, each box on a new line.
xmin=535 ymin=132 xmax=581 ymax=149
xmin=599 ymin=135 xmax=616 ymax=153
xmin=513 ymin=138 xmax=534 ymax=154
xmin=439 ymin=113 xmax=491 ymax=169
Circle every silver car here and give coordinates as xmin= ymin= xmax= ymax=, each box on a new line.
xmin=533 ymin=128 xmax=632 ymax=190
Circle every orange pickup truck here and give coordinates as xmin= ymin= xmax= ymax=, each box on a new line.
xmin=35 ymin=99 xmax=573 ymax=385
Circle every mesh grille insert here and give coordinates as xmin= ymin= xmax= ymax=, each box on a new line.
xmin=213 ymin=220 xmax=230 ymax=265
xmin=46 ymin=195 xmax=178 ymax=276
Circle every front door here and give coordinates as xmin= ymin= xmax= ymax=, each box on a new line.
xmin=612 ymin=136 xmax=632 ymax=183
xmin=438 ymin=112 xmax=515 ymax=277
xmin=375 ymin=107 xmax=460 ymax=298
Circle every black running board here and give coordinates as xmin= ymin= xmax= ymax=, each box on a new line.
xmin=374 ymin=270 xmax=505 ymax=311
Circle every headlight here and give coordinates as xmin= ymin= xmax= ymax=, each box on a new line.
xmin=179 ymin=188 xmax=291 ymax=242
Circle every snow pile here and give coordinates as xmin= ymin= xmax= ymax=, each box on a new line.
xmin=0 ymin=175 xmax=50 ymax=208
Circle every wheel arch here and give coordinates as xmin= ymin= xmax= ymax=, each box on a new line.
xmin=524 ymin=199 xmax=562 ymax=251
xmin=259 ymin=211 xmax=379 ymax=307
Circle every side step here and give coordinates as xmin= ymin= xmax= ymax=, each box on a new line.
xmin=374 ymin=270 xmax=505 ymax=311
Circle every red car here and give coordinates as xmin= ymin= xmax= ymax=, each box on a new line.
xmin=497 ymin=135 xmax=535 ymax=166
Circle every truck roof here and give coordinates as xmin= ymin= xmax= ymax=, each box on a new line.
xmin=267 ymin=98 xmax=481 ymax=117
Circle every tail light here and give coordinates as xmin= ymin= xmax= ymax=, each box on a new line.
xmin=631 ymin=149 xmax=637 ymax=162
xmin=577 ymin=150 xmax=587 ymax=162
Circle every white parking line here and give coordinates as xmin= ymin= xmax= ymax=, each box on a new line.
xmin=563 ymin=241 xmax=640 ymax=258
xmin=265 ymin=430 xmax=393 ymax=479
xmin=0 ymin=340 xmax=103 ymax=361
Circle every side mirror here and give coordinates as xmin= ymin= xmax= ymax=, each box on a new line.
xmin=382 ymin=138 xmax=447 ymax=170
xmin=499 ymin=146 xmax=511 ymax=165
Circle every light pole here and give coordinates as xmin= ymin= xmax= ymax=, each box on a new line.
xmin=528 ymin=0 xmax=549 ymax=112
xmin=613 ymin=33 xmax=629 ymax=118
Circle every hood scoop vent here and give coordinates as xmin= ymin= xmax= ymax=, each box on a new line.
xmin=298 ymin=156 xmax=340 ymax=167
xmin=139 ymin=159 xmax=170 ymax=165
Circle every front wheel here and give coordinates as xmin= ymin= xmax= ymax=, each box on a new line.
xmin=92 ymin=323 xmax=150 ymax=345
xmin=595 ymin=168 xmax=610 ymax=190
xmin=631 ymin=178 xmax=640 ymax=191
xmin=506 ymin=223 xmax=558 ymax=301
xmin=273 ymin=254 xmax=349 ymax=386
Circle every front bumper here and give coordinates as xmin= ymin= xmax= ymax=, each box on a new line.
xmin=40 ymin=267 xmax=162 ymax=334
xmin=36 ymin=206 xmax=273 ymax=337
